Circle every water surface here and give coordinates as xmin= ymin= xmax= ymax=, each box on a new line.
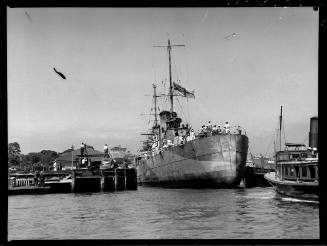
xmin=8 ymin=186 xmax=319 ymax=240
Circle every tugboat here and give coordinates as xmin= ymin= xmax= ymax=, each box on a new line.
xmin=264 ymin=107 xmax=318 ymax=200
xmin=136 ymin=39 xmax=249 ymax=188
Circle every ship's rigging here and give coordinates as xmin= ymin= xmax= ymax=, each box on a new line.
xmin=140 ymin=39 xmax=195 ymax=151
xmin=153 ymin=39 xmax=186 ymax=113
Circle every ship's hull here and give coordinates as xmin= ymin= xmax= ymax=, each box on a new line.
xmin=137 ymin=134 xmax=248 ymax=188
xmin=244 ymin=167 xmax=274 ymax=187
xmin=264 ymin=172 xmax=319 ymax=200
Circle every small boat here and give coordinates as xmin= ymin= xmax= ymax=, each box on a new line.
xmin=44 ymin=174 xmax=72 ymax=193
xmin=264 ymin=107 xmax=318 ymax=200
xmin=100 ymin=157 xmax=117 ymax=170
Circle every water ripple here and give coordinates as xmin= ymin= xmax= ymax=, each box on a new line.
xmin=8 ymin=186 xmax=319 ymax=240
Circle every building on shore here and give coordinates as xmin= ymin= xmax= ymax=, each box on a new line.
xmin=56 ymin=145 xmax=103 ymax=170
xmin=110 ymin=145 xmax=135 ymax=166
xmin=56 ymin=145 xmax=135 ymax=170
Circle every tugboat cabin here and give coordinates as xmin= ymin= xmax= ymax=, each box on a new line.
xmin=275 ymin=143 xmax=318 ymax=182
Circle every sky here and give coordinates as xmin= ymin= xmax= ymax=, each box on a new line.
xmin=7 ymin=7 xmax=318 ymax=156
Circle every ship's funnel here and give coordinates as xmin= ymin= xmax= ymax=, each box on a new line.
xmin=309 ymin=117 xmax=318 ymax=149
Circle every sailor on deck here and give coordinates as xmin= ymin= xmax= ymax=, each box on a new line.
xmin=152 ymin=142 xmax=159 ymax=155
xmin=190 ymin=129 xmax=195 ymax=140
xmin=174 ymin=132 xmax=179 ymax=146
xmin=206 ymin=121 xmax=212 ymax=136
xmin=206 ymin=121 xmax=212 ymax=131
xmin=312 ymin=147 xmax=318 ymax=158
xmin=212 ymin=125 xmax=218 ymax=135
xmin=53 ymin=160 xmax=57 ymax=171
xmin=224 ymin=122 xmax=230 ymax=134
xmin=186 ymin=131 xmax=191 ymax=142
xmin=163 ymin=139 xmax=168 ymax=149
xmin=200 ymin=125 xmax=205 ymax=136
xmin=81 ymin=157 xmax=87 ymax=167
xmin=104 ymin=144 xmax=109 ymax=157
xmin=80 ymin=142 xmax=85 ymax=157
xmin=178 ymin=135 xmax=184 ymax=145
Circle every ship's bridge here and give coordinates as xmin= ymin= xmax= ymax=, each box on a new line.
xmin=284 ymin=143 xmax=306 ymax=151
xmin=159 ymin=111 xmax=181 ymax=129
xmin=276 ymin=143 xmax=317 ymax=162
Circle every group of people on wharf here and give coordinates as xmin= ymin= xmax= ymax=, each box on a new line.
xmin=34 ymin=171 xmax=45 ymax=187
xmin=79 ymin=142 xmax=112 ymax=158
xmin=52 ymin=160 xmax=63 ymax=171
xmin=79 ymin=142 xmax=127 ymax=169
xmin=78 ymin=142 xmax=112 ymax=165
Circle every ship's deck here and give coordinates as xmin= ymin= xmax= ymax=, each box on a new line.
xmin=264 ymin=172 xmax=318 ymax=186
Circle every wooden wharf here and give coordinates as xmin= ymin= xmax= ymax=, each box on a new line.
xmin=101 ymin=169 xmax=116 ymax=191
xmin=8 ymin=165 xmax=137 ymax=194
xmin=101 ymin=168 xmax=138 ymax=191
xmin=71 ymin=169 xmax=102 ymax=192
xmin=8 ymin=172 xmax=73 ymax=195
xmin=125 ymin=168 xmax=137 ymax=190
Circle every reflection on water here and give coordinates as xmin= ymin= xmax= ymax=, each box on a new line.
xmin=8 ymin=186 xmax=319 ymax=240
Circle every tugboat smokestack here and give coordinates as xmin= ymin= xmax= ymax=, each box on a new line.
xmin=309 ymin=117 xmax=318 ymax=149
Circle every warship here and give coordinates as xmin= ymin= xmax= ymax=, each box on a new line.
xmin=136 ymin=39 xmax=249 ymax=188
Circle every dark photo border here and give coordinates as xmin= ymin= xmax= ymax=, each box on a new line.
xmin=1 ymin=0 xmax=325 ymax=245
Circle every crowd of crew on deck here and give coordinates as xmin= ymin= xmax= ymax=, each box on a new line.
xmin=145 ymin=121 xmax=244 ymax=156
xmin=198 ymin=121 xmax=243 ymax=137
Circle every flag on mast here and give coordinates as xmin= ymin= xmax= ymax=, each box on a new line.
xmin=173 ymin=82 xmax=195 ymax=99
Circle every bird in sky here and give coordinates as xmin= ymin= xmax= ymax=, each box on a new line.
xmin=25 ymin=11 xmax=32 ymax=22
xmin=53 ymin=67 xmax=66 ymax=79
xmin=224 ymin=32 xmax=240 ymax=40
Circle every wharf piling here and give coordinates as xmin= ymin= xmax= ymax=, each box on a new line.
xmin=8 ymin=162 xmax=137 ymax=194
xmin=101 ymin=168 xmax=137 ymax=191
xmin=116 ymin=169 xmax=126 ymax=191
xmin=101 ymin=169 xmax=116 ymax=191
xmin=71 ymin=169 xmax=101 ymax=192
xmin=125 ymin=168 xmax=137 ymax=190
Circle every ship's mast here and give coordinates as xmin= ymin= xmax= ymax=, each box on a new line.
xmin=279 ymin=106 xmax=283 ymax=151
xmin=168 ymin=40 xmax=173 ymax=113
xmin=154 ymin=39 xmax=185 ymax=113
xmin=71 ymin=145 xmax=74 ymax=169
xmin=153 ymin=84 xmax=158 ymax=127
xmin=152 ymin=83 xmax=162 ymax=147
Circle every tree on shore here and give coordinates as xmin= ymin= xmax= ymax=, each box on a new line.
xmin=8 ymin=142 xmax=22 ymax=166
xmin=40 ymin=150 xmax=58 ymax=164
xmin=8 ymin=142 xmax=59 ymax=171
xmin=23 ymin=151 xmax=58 ymax=171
